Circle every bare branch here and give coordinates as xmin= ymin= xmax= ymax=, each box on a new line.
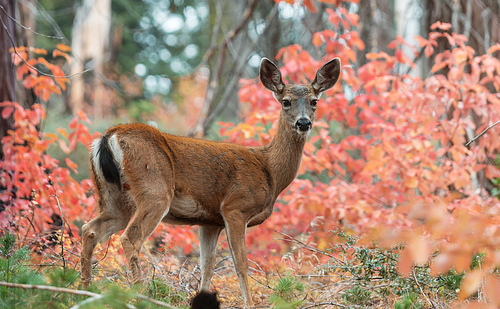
xmin=0 ymin=4 xmax=63 ymax=39
xmin=69 ymin=295 xmax=106 ymax=309
xmin=413 ymin=271 xmax=435 ymax=308
xmin=465 ymin=119 xmax=500 ymax=147
xmin=273 ymin=230 xmax=346 ymax=265
xmin=201 ymin=3 xmax=280 ymax=134
xmin=0 ymin=281 xmax=98 ymax=297
xmin=49 ymin=193 xmax=65 ymax=269
xmin=0 ymin=281 xmax=177 ymax=309
xmin=188 ymin=0 xmax=259 ymax=137
xmin=197 ymin=0 xmax=259 ymax=72
xmin=0 ymin=7 xmax=92 ymax=79
xmin=301 ymin=301 xmax=350 ymax=308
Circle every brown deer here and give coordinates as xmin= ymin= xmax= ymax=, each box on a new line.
xmin=80 ymin=57 xmax=341 ymax=307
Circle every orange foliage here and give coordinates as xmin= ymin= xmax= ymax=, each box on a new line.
xmin=230 ymin=6 xmax=500 ymax=306
xmin=3 ymin=2 xmax=500 ymax=307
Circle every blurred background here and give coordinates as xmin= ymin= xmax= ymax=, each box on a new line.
xmin=1 ymin=0 xmax=499 ymax=178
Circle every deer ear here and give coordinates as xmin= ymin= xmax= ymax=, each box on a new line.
xmin=260 ymin=58 xmax=285 ymax=94
xmin=312 ymin=58 xmax=341 ymax=94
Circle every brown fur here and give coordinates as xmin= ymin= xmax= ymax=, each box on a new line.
xmin=80 ymin=58 xmax=341 ymax=308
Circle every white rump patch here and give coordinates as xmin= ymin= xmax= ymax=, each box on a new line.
xmin=91 ymin=138 xmax=103 ymax=180
xmin=109 ymin=134 xmax=124 ymax=169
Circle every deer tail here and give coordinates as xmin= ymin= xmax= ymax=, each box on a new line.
xmin=91 ymin=133 xmax=122 ymax=190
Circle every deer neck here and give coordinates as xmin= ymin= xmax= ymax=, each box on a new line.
xmin=264 ymin=114 xmax=307 ymax=196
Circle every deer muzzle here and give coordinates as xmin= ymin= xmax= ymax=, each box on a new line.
xmin=295 ymin=118 xmax=312 ymax=132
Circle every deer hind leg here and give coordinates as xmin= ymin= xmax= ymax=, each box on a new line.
xmin=81 ymin=192 xmax=131 ymax=287
xmin=222 ymin=210 xmax=253 ymax=308
xmin=120 ymin=186 xmax=173 ymax=284
xmin=199 ymin=225 xmax=223 ymax=291
xmin=81 ymin=214 xmax=128 ymax=286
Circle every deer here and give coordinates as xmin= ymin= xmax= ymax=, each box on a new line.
xmin=80 ymin=57 xmax=341 ymax=308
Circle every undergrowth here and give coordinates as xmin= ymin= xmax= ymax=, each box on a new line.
xmin=0 ymin=233 xmax=189 ymax=309
xmin=323 ymin=230 xmax=473 ymax=307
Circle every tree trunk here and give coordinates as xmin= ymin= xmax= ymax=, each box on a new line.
xmin=0 ymin=0 xmax=16 ymax=160
xmin=15 ymin=0 xmax=35 ymax=109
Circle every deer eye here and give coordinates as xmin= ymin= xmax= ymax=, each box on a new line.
xmin=311 ymin=100 xmax=318 ymax=107
xmin=282 ymin=100 xmax=291 ymax=108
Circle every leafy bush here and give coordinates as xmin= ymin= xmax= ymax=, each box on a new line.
xmin=325 ymin=231 xmax=466 ymax=306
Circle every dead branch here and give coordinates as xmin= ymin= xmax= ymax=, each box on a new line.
xmin=195 ymin=0 xmax=259 ymax=73
xmin=0 ymin=281 xmax=177 ymax=309
xmin=0 ymin=13 xmax=91 ymax=78
xmin=413 ymin=271 xmax=435 ymax=308
xmin=301 ymin=301 xmax=350 ymax=308
xmin=0 ymin=4 xmax=63 ymax=39
xmin=201 ymin=3 xmax=280 ymax=134
xmin=49 ymin=193 xmax=65 ymax=269
xmin=274 ymin=230 xmax=346 ymax=265
xmin=188 ymin=0 xmax=259 ymax=137
xmin=0 ymin=4 xmax=92 ymax=79
xmin=465 ymin=119 xmax=500 ymax=147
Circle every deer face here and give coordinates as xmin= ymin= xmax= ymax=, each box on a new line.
xmin=260 ymin=58 xmax=342 ymax=136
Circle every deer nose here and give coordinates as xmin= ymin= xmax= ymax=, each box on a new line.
xmin=296 ymin=118 xmax=312 ymax=131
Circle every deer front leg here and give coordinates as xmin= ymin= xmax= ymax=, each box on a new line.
xmin=199 ymin=225 xmax=223 ymax=291
xmin=222 ymin=210 xmax=253 ymax=308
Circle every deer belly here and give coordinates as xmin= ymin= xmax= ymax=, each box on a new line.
xmin=162 ymin=196 xmax=223 ymax=226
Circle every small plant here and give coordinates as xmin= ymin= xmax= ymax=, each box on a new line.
xmin=394 ymin=293 xmax=422 ymax=309
xmin=342 ymin=285 xmax=372 ymax=306
xmin=148 ymin=278 xmax=188 ymax=306
xmin=269 ymin=276 xmax=304 ymax=308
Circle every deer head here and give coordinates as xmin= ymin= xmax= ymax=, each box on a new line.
xmin=259 ymin=57 xmax=341 ymax=136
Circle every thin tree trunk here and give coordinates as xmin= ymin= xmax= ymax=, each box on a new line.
xmin=0 ymin=0 xmax=16 ymax=160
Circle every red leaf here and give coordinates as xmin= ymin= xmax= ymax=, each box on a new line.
xmin=65 ymin=158 xmax=78 ymax=174
xmin=424 ymin=45 xmax=434 ymax=58
xmin=302 ymin=0 xmax=317 ymax=13
xmin=53 ymin=49 xmax=72 ymax=64
xmin=69 ymin=117 xmax=78 ymax=129
xmin=488 ymin=43 xmax=500 ymax=54
xmin=56 ymin=43 xmax=72 ymax=52
xmin=58 ymin=140 xmax=70 ymax=154
xmin=312 ymin=33 xmax=323 ymax=47
xmin=485 ymin=274 xmax=500 ymax=306
xmin=1 ymin=107 xmax=14 ymax=119
xmin=458 ymin=270 xmax=483 ymax=300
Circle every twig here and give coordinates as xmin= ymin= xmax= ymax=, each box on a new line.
xmin=413 ymin=271 xmax=434 ymax=308
xmin=188 ymin=0 xmax=259 ymax=137
xmin=274 ymin=230 xmax=346 ymax=265
xmin=195 ymin=0 xmax=259 ymax=73
xmin=0 ymin=4 xmax=63 ymax=39
xmin=301 ymin=301 xmax=350 ymax=308
xmin=0 ymin=10 xmax=91 ymax=79
xmin=0 ymin=281 xmax=98 ymax=297
xmin=201 ymin=3 xmax=280 ymax=134
xmin=49 ymin=193 xmax=65 ymax=270
xmin=135 ymin=294 xmax=178 ymax=309
xmin=69 ymin=294 xmax=106 ymax=309
xmin=465 ymin=119 xmax=500 ymax=147
xmin=360 ymin=283 xmax=390 ymax=292
xmin=0 ymin=281 xmax=177 ymax=308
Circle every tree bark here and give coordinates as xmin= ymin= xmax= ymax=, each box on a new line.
xmin=0 ymin=0 xmax=16 ymax=160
